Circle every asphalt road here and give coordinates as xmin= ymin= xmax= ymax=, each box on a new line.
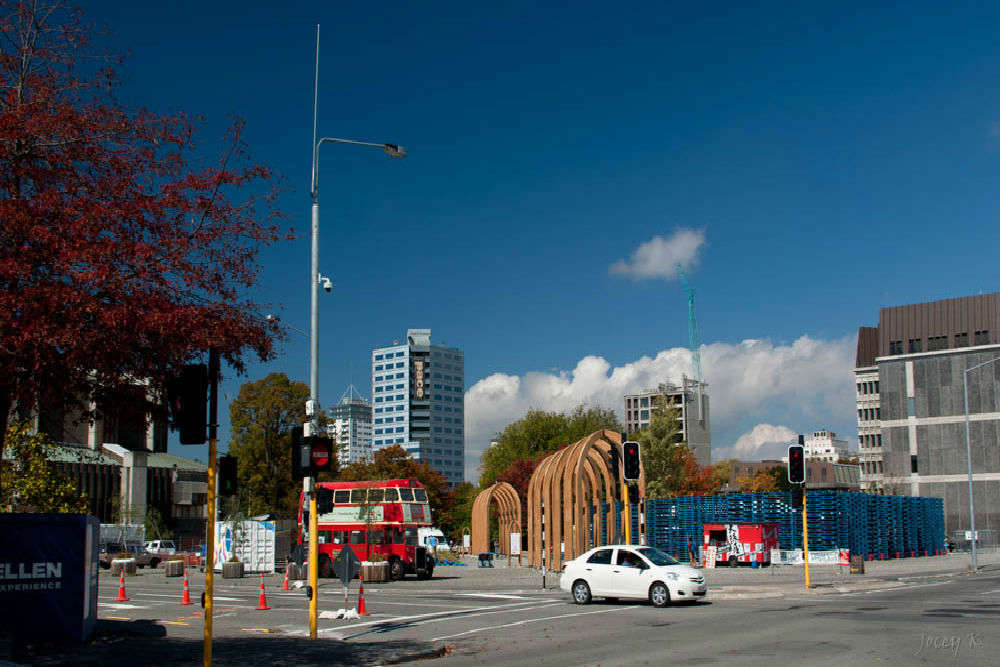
xmin=13 ymin=559 xmax=999 ymax=666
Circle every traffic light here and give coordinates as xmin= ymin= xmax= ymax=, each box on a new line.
xmin=791 ymin=484 xmax=804 ymax=509
xmin=788 ymin=445 xmax=805 ymax=484
xmin=623 ymin=441 xmax=641 ymax=481
xmin=167 ymin=364 xmax=208 ymax=444
xmin=607 ymin=444 xmax=620 ymax=482
xmin=218 ymin=455 xmax=238 ymax=497
xmin=316 ymin=488 xmax=333 ymax=514
xmin=627 ymin=483 xmax=639 ymax=504
xmin=291 ymin=426 xmax=309 ymax=481
xmin=308 ymin=435 xmax=334 ymax=474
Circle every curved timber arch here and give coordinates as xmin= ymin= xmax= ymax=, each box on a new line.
xmin=471 ymin=482 xmax=522 ymax=555
xmin=526 ymin=430 xmax=645 ymax=570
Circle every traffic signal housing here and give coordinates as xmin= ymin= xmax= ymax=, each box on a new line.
xmin=623 ymin=441 xmax=641 ymax=481
xmin=607 ymin=443 xmax=620 ymax=482
xmin=791 ymin=484 xmax=804 ymax=509
xmin=168 ymin=364 xmax=208 ymax=444
xmin=787 ymin=445 xmax=805 ymax=484
xmin=218 ymin=455 xmax=238 ymax=497
xmin=291 ymin=426 xmax=309 ymax=481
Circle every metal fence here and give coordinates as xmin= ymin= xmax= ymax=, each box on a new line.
xmin=950 ymin=529 xmax=998 ymax=552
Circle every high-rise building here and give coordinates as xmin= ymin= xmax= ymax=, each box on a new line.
xmin=623 ymin=377 xmax=711 ymax=465
xmin=327 ymin=386 xmax=372 ymax=466
xmin=854 ymin=292 xmax=1000 ymax=535
xmin=803 ymin=430 xmax=849 ymax=463
xmin=371 ymin=329 xmax=465 ymax=485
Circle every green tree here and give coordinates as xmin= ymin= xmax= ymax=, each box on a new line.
xmin=1 ymin=422 xmax=88 ymax=513
xmin=228 ymin=373 xmax=317 ymax=516
xmin=478 ymin=404 xmax=621 ymax=487
xmin=144 ymin=506 xmax=170 ymax=540
xmin=634 ymin=398 xmax=719 ymax=498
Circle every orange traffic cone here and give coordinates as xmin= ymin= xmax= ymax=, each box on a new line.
xmin=281 ymin=567 xmax=290 ymax=591
xmin=114 ymin=571 xmax=129 ymax=602
xmin=180 ymin=569 xmax=193 ymax=605
xmin=256 ymin=572 xmax=270 ymax=610
xmin=357 ymin=572 xmax=370 ymax=616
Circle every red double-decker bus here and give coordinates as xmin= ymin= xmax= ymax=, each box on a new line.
xmin=297 ymin=478 xmax=435 ymax=580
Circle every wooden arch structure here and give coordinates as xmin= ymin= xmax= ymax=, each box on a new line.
xmin=526 ymin=430 xmax=645 ymax=571
xmin=471 ymin=482 xmax=522 ymax=555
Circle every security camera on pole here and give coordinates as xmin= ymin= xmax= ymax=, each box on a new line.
xmin=306 ymin=22 xmax=406 ymax=640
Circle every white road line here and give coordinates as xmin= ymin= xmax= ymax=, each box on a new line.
xmin=99 ymin=603 xmax=149 ymax=610
xmin=360 ymin=600 xmax=469 ymax=608
xmin=309 ymin=600 xmax=556 ymax=637
xmin=329 ymin=603 xmax=567 ymax=640
xmin=455 ymin=593 xmax=531 ymax=599
xmin=431 ymin=606 xmax=639 ymax=641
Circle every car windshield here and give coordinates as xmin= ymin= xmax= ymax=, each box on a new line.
xmin=636 ymin=547 xmax=679 ymax=566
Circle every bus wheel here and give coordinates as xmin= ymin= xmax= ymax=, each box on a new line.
xmin=389 ymin=557 xmax=405 ymax=580
xmin=319 ymin=555 xmax=333 ymax=578
xmin=418 ymin=563 xmax=434 ymax=580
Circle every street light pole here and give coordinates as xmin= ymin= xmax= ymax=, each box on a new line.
xmin=962 ymin=355 xmax=1000 ymax=572
xmin=307 ymin=23 xmax=406 ymax=639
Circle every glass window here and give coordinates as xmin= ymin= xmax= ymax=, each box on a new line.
xmin=368 ymin=489 xmax=384 ymax=503
xmin=332 ymin=530 xmax=346 ymax=544
xmin=409 ymin=503 xmax=425 ymax=521
xmin=889 ymin=340 xmax=903 ymax=355
xmin=390 ymin=527 xmax=404 ymax=544
xmin=975 ymin=330 xmax=990 ymax=345
xmin=368 ymin=528 xmax=383 ymax=545
xmin=587 ymin=549 xmax=613 ymax=564
xmin=405 ymin=527 xmax=418 ymax=546
xmin=955 ymin=332 xmax=969 ymax=347
xmin=907 ymin=338 xmax=923 ymax=353
xmin=413 ymin=489 xmax=427 ymax=502
xmin=399 ymin=488 xmax=414 ymax=501
xmin=911 ymin=455 xmax=919 ymax=473
xmin=350 ymin=530 xmax=365 ymax=545
xmin=318 ymin=530 xmax=333 ymax=545
xmin=382 ymin=488 xmax=398 ymax=501
xmin=636 ymin=547 xmax=679 ymax=566
xmin=350 ymin=489 xmax=367 ymax=503
xmin=334 ymin=490 xmax=350 ymax=504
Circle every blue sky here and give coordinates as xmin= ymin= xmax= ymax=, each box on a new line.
xmin=84 ymin=1 xmax=1000 ymax=478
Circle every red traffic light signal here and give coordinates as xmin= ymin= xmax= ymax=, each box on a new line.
xmin=787 ymin=445 xmax=805 ymax=484
xmin=623 ymin=441 xmax=641 ymax=481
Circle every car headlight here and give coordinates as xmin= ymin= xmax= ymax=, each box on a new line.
xmin=666 ymin=572 xmax=678 ymax=581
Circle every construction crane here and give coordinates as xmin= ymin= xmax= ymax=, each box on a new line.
xmin=677 ymin=263 xmax=704 ymax=423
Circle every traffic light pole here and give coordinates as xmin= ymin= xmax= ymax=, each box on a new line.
xmin=308 ymin=480 xmax=318 ymax=639
xmin=802 ymin=488 xmax=811 ymax=589
xmin=203 ymin=348 xmax=219 ymax=667
xmin=622 ymin=481 xmax=631 ymax=545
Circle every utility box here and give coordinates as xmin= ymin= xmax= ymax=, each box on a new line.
xmin=0 ymin=513 xmax=100 ymax=643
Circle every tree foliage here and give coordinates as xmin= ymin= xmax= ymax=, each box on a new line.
xmin=479 ymin=405 xmax=621 ymax=488
xmin=1 ymin=422 xmax=88 ymax=513
xmin=228 ymin=373 xmax=313 ymax=516
xmin=635 ymin=398 xmax=720 ymax=498
xmin=0 ymin=1 xmax=285 ymax=452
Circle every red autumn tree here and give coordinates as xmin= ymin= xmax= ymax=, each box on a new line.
xmin=0 ymin=2 xmax=285 ymax=448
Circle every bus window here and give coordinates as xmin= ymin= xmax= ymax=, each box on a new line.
xmin=350 ymin=530 xmax=365 ymax=545
xmin=368 ymin=489 xmax=384 ymax=503
xmin=390 ymin=527 xmax=404 ymax=544
xmin=404 ymin=527 xmax=418 ymax=546
xmin=382 ymin=488 xmax=399 ymax=501
xmin=369 ymin=528 xmax=384 ymax=544
xmin=350 ymin=489 xmax=367 ymax=504
xmin=399 ymin=488 xmax=414 ymax=501
xmin=334 ymin=490 xmax=350 ymax=504
xmin=409 ymin=504 xmax=425 ymax=521
xmin=413 ymin=489 xmax=427 ymax=502
xmin=332 ymin=531 xmax=346 ymax=544
xmin=318 ymin=530 xmax=333 ymax=545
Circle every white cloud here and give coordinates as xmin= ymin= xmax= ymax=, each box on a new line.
xmin=713 ymin=424 xmax=798 ymax=461
xmin=464 ymin=334 xmax=856 ymax=481
xmin=609 ymin=228 xmax=706 ymax=280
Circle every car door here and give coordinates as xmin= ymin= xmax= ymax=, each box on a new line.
xmin=581 ymin=548 xmax=615 ymax=595
xmin=612 ymin=548 xmax=649 ymax=598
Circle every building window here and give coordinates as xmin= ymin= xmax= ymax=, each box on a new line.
xmin=821 ymin=468 xmax=827 ymax=481
xmin=911 ymin=455 xmax=918 ymax=473
xmin=927 ymin=335 xmax=947 ymax=351
xmin=975 ymin=330 xmax=990 ymax=345
xmin=889 ymin=340 xmax=903 ymax=355
xmin=907 ymin=338 xmax=923 ymax=353
xmin=955 ymin=332 xmax=968 ymax=347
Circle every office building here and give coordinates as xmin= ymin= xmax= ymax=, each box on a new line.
xmin=854 ymin=292 xmax=1000 ymax=535
xmin=372 ymin=329 xmax=465 ymax=485
xmin=328 ymin=386 xmax=372 ymax=465
xmin=804 ymin=429 xmax=849 ymax=462
xmin=623 ymin=377 xmax=711 ymax=465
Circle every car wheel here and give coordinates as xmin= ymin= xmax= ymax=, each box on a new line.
xmin=389 ymin=557 xmax=405 ymax=580
xmin=418 ymin=564 xmax=434 ymax=580
xmin=728 ymin=557 xmax=738 ymax=568
xmin=150 ymin=558 xmax=160 ymax=569
xmin=649 ymin=582 xmax=671 ymax=608
xmin=571 ymin=580 xmax=592 ymax=605
xmin=318 ymin=555 xmax=333 ymax=578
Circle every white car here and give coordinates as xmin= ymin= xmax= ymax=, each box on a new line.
xmin=560 ymin=545 xmax=706 ymax=607
xmin=144 ymin=539 xmax=177 ymax=555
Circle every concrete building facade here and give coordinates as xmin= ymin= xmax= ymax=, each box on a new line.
xmin=328 ymin=387 xmax=373 ymax=465
xmin=855 ymin=292 xmax=1000 ymax=535
xmin=372 ymin=329 xmax=465 ymax=485
xmin=803 ymin=429 xmax=849 ymax=462
xmin=623 ymin=377 xmax=711 ymax=465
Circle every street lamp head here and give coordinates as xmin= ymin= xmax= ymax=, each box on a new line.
xmin=383 ymin=143 xmax=407 ymax=158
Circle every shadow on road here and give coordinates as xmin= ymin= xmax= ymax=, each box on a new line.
xmin=8 ymin=619 xmax=444 ymax=667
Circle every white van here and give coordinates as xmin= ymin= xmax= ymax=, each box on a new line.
xmin=417 ymin=528 xmax=447 ymax=554
xmin=144 ymin=539 xmax=177 ymax=555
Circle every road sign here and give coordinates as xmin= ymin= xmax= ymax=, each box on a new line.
xmin=332 ymin=545 xmax=361 ymax=587
xmin=310 ymin=438 xmax=332 ymax=469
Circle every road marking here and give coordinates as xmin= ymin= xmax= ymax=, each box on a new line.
xmin=333 ymin=603 xmax=566 ymax=640
xmin=362 ymin=600 xmax=468 ymax=608
xmin=455 ymin=593 xmax=531 ymax=599
xmin=242 ymin=628 xmax=274 ymax=633
xmin=99 ymin=603 xmax=149 ymax=610
xmin=431 ymin=606 xmax=639 ymax=641
xmin=157 ymin=620 xmax=189 ymax=626
xmin=308 ymin=600 xmax=553 ymax=637
xmin=104 ymin=616 xmax=131 ymax=621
